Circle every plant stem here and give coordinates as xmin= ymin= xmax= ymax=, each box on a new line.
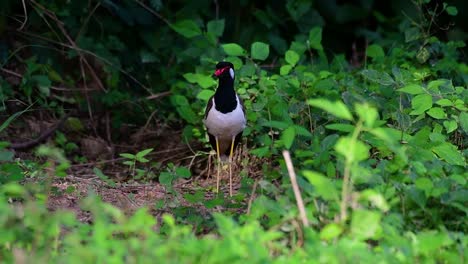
xmin=283 ymin=150 xmax=310 ymax=227
xmin=339 ymin=119 xmax=363 ymax=222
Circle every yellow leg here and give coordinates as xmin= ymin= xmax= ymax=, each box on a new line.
xmin=229 ymin=136 xmax=236 ymax=197
xmin=215 ymin=137 xmax=221 ymax=193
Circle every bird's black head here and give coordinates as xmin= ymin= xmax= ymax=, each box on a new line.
xmin=213 ymin=61 xmax=235 ymax=80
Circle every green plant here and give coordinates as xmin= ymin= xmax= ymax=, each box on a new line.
xmin=119 ymin=148 xmax=154 ymax=180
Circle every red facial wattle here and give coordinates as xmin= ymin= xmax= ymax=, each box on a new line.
xmin=214 ymin=66 xmax=230 ymax=77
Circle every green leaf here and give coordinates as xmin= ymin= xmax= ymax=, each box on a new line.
xmin=443 ymin=120 xmax=457 ymax=133
xmin=280 ymin=65 xmax=292 ymax=76
xmin=459 ymin=112 xmax=468 ymax=132
xmin=136 ymin=157 xmax=149 ymax=163
xmin=432 ymin=143 xmax=465 ymax=166
xmin=119 ymin=153 xmax=135 ymax=159
xmin=140 ymin=50 xmax=158 ymax=63
xmin=351 ymin=209 xmax=382 ymax=240
xmin=221 ymin=43 xmax=246 ymax=56
xmin=207 ymin=19 xmax=225 ymax=36
xmin=183 ymin=73 xmax=198 ymax=83
xmin=446 ymin=6 xmax=458 ymax=16
xmin=308 ymin=99 xmax=353 ymax=121
xmin=325 ymin=123 xmax=355 ymax=132
xmin=251 ymin=42 xmax=269 ymax=61
xmin=0 ymin=150 xmax=14 ymax=162
xmin=405 ymin=27 xmax=421 ymax=42
xmin=359 ymin=190 xmax=389 ymax=212
xmin=1 ymin=182 xmax=26 ymax=196
xmin=159 ymin=172 xmax=173 ymax=186
xmin=0 ymin=105 xmax=32 ymax=133
xmin=398 ymin=84 xmax=425 ymax=95
xmin=355 ymin=103 xmax=378 ymax=128
xmin=292 ymin=125 xmax=312 ymax=137
xmin=417 ymin=231 xmax=454 ymax=255
xmin=170 ymin=20 xmax=202 ymax=38
xmin=281 ymin=126 xmax=296 ymax=149
xmin=303 ymin=170 xmax=339 ymax=201
xmin=410 ymin=94 xmax=432 ymax=115
xmin=197 ymin=75 xmax=216 ymax=89
xmin=285 ymin=50 xmax=299 ymax=66
xmin=175 ymin=167 xmax=191 ymax=179
xmin=47 ymin=69 xmax=63 ymax=82
xmin=225 ymin=56 xmax=243 ymax=70
xmin=416 ymin=47 xmax=430 ymax=63
xmin=308 ymin=27 xmax=323 ymax=51
xmin=122 ymin=161 xmax=133 ymax=166
xmin=426 ymin=107 xmax=447 ymax=119
xmin=366 ymin=44 xmax=384 ymax=58
xmin=33 ymin=75 xmax=51 ymax=96
xmin=361 ymin=69 xmax=395 ymax=86
xmin=196 ymin=89 xmax=214 ymax=101
xmin=415 ymin=177 xmax=433 ymax=196
xmin=320 ymin=223 xmax=343 ymax=241
xmin=183 ymin=73 xmax=216 ymax=89
xmin=435 ymin=98 xmax=453 ymax=106
xmin=93 ymin=167 xmax=116 ymax=187
xmin=335 ymin=137 xmax=370 ymax=163
xmin=136 ymin=148 xmax=153 ymax=159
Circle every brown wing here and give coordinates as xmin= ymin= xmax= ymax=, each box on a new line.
xmin=204 ymin=96 xmax=214 ymax=120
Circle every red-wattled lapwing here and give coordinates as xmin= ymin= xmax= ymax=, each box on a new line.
xmin=203 ymin=62 xmax=246 ymax=196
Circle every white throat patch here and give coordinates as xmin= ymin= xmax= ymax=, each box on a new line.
xmin=229 ymin=68 xmax=235 ymax=79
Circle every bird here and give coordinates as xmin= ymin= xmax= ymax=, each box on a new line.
xmin=203 ymin=61 xmax=246 ymax=196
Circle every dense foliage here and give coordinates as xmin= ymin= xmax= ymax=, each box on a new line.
xmin=0 ymin=0 xmax=467 ymax=263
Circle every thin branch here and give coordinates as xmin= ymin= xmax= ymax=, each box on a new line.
xmin=0 ymin=67 xmax=98 ymax=92
xmin=76 ymin=2 xmax=101 ymax=40
xmin=79 ymin=57 xmax=97 ymax=136
xmin=29 ymin=0 xmax=106 ymax=92
xmin=18 ymin=0 xmax=28 ymax=30
xmin=144 ymin=91 xmax=172 ymax=101
xmin=14 ymin=29 xmax=150 ymax=92
xmin=246 ymin=179 xmax=259 ymax=215
xmin=134 ymin=0 xmax=170 ymax=26
xmin=10 ymin=112 xmax=71 ymax=150
xmin=282 ymin=150 xmax=309 ymax=227
xmin=214 ymin=0 xmax=220 ymax=20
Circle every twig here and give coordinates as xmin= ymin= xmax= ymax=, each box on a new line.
xmin=29 ymin=0 xmax=106 ymax=92
xmin=76 ymin=2 xmax=101 ymax=40
xmin=19 ymin=0 xmax=28 ymax=30
xmin=282 ymin=150 xmax=309 ymax=227
xmin=214 ymin=0 xmax=219 ymax=20
xmin=144 ymin=91 xmax=172 ymax=101
xmin=10 ymin=112 xmax=71 ymax=150
xmin=71 ymin=146 xmax=190 ymax=167
xmin=13 ymin=29 xmax=150 ymax=92
xmin=79 ymin=57 xmax=97 ymax=136
xmin=291 ymin=219 xmax=304 ymax=247
xmin=134 ymin=0 xmax=170 ymax=26
xmin=0 ymin=67 xmax=99 ymax=92
xmin=246 ymin=179 xmax=258 ymax=215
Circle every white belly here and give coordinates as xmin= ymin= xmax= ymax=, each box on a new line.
xmin=204 ymin=96 xmax=246 ymax=140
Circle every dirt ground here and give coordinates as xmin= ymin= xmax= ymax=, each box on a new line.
xmin=2 ymin=112 xmax=262 ymax=222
